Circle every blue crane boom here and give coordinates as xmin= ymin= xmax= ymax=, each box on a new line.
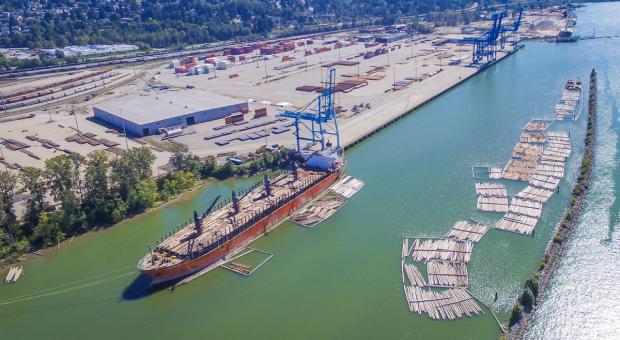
xmin=500 ymin=8 xmax=523 ymax=49
xmin=280 ymin=68 xmax=340 ymax=153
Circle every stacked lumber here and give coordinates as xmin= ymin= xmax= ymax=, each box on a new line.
xmin=0 ymin=138 xmax=30 ymax=151
xmin=445 ymin=221 xmax=488 ymax=243
xmin=404 ymin=286 xmax=482 ymax=319
xmin=410 ymin=238 xmax=473 ymax=263
xmin=426 ymin=261 xmax=468 ymax=287
xmin=26 ymin=135 xmax=60 ymax=148
xmin=475 ymin=182 xmax=508 ymax=212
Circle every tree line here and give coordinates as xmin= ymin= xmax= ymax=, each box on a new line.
xmin=0 ymin=144 xmax=294 ymax=265
xmin=1 ymin=0 xmax=483 ymax=49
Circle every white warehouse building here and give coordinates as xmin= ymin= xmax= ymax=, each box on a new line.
xmin=93 ymin=89 xmax=247 ymax=137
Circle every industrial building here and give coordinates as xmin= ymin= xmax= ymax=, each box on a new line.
xmin=375 ymin=32 xmax=408 ymax=44
xmin=93 ymin=89 xmax=247 ymax=136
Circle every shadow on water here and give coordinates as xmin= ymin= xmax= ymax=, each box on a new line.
xmin=121 ymin=273 xmax=179 ymax=300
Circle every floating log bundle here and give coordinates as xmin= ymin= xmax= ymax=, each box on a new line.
xmin=330 ymin=176 xmax=365 ymax=199
xmin=515 ymin=186 xmax=555 ymax=203
xmin=475 ymin=182 xmax=509 ymax=212
xmin=445 ymin=221 xmax=489 ymax=243
xmin=555 ymin=89 xmax=582 ymax=120
xmin=404 ymin=264 xmax=427 ymax=287
xmin=508 ymin=197 xmax=543 ymax=218
xmin=404 ymin=286 xmax=482 ymax=320
xmin=410 ymin=238 xmax=473 ymax=263
xmin=522 ymin=119 xmax=552 ymax=132
xmin=495 ymin=212 xmax=539 ymax=235
xmin=426 ymin=261 xmax=468 ymax=287
xmin=290 ymin=194 xmax=345 ymax=227
xmin=520 ymin=132 xmax=547 ymax=144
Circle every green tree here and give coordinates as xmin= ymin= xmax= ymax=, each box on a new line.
xmin=126 ymin=179 xmax=159 ymax=213
xmin=213 ymin=161 xmax=234 ymax=180
xmin=32 ymin=211 xmax=64 ymax=247
xmin=111 ymin=147 xmax=156 ymax=199
xmin=44 ymin=155 xmax=84 ymax=233
xmin=84 ymin=150 xmax=116 ymax=224
xmin=0 ymin=171 xmax=18 ymax=244
xmin=19 ymin=166 xmax=47 ymax=234
xmin=160 ymin=171 xmax=196 ymax=200
xmin=169 ymin=144 xmax=203 ymax=177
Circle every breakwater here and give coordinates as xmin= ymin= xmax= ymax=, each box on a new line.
xmin=509 ymin=69 xmax=598 ymax=339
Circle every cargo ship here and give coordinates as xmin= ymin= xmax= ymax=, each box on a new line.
xmin=137 ymin=149 xmax=345 ymax=285
xmin=557 ymin=27 xmax=577 ymax=43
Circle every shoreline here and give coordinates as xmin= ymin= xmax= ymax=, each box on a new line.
xmin=509 ymin=69 xmax=598 ymax=339
xmin=1 ymin=179 xmax=212 ymax=270
xmin=1 ymin=46 xmax=524 ymax=272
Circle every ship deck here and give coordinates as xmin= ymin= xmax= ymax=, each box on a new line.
xmin=140 ymin=168 xmax=328 ymax=270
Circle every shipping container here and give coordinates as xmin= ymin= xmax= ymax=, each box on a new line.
xmin=225 ymin=113 xmax=244 ymax=124
xmin=254 ymin=107 xmax=267 ymax=118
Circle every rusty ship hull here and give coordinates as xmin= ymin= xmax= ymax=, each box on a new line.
xmin=139 ymin=168 xmax=342 ymax=285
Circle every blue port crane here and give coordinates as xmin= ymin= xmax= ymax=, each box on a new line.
xmin=499 ymin=8 xmax=523 ymax=49
xmin=471 ymin=12 xmax=505 ymax=63
xmin=451 ymin=12 xmax=505 ymax=64
xmin=280 ymin=68 xmax=340 ymax=153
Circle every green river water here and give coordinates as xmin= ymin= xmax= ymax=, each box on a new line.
xmin=1 ymin=3 xmax=618 ymax=339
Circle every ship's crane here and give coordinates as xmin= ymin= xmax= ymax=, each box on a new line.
xmin=280 ymin=68 xmax=340 ymax=153
xmin=187 ymin=195 xmax=221 ymax=258
xmin=499 ymin=9 xmax=523 ymax=49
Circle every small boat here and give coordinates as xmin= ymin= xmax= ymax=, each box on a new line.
xmin=11 ymin=267 xmax=23 ymax=282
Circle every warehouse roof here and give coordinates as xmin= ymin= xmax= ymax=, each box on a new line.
xmin=94 ymin=89 xmax=244 ymax=125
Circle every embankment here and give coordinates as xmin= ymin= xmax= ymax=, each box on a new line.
xmin=509 ymin=68 xmax=598 ymax=339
